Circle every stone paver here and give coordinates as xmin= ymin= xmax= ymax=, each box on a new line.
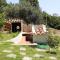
xmin=6 ymin=54 xmax=16 ymax=58
xmin=22 ymin=56 xmax=32 ymax=60
xmin=33 ymin=54 xmax=44 ymax=58
xmin=20 ymin=47 xmax=26 ymax=51
xmin=2 ymin=50 xmax=12 ymax=53
xmin=36 ymin=48 xmax=47 ymax=52
xmin=49 ymin=56 xmax=57 ymax=60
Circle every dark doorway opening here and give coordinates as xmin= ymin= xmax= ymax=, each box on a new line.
xmin=26 ymin=34 xmax=33 ymax=43
xmin=22 ymin=34 xmax=33 ymax=43
xmin=12 ymin=22 xmax=21 ymax=32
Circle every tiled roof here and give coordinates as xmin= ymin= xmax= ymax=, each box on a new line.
xmin=32 ymin=25 xmax=47 ymax=35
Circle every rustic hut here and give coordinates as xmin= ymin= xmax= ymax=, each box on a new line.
xmin=4 ymin=19 xmax=32 ymax=33
xmin=3 ymin=19 xmax=33 ymax=43
xmin=4 ymin=19 xmax=48 ymax=44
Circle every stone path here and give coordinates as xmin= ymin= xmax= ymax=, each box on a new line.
xmin=0 ymin=42 xmax=58 ymax=60
xmin=0 ymin=46 xmax=57 ymax=60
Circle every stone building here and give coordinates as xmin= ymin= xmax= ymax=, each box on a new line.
xmin=4 ymin=18 xmax=47 ymax=44
xmin=4 ymin=19 xmax=32 ymax=33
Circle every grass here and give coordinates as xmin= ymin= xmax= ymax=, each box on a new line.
xmin=0 ymin=29 xmax=60 ymax=60
xmin=0 ymin=41 xmax=60 ymax=60
xmin=0 ymin=32 xmax=19 ymax=41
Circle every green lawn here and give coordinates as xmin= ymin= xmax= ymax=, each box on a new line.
xmin=0 ymin=31 xmax=60 ymax=60
xmin=0 ymin=41 xmax=60 ymax=60
xmin=0 ymin=32 xmax=19 ymax=41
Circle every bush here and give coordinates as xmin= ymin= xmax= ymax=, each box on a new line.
xmin=48 ymin=30 xmax=59 ymax=48
xmin=0 ymin=13 xmax=5 ymax=28
xmin=46 ymin=50 xmax=56 ymax=55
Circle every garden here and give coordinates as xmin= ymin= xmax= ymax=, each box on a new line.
xmin=0 ymin=30 xmax=60 ymax=60
xmin=0 ymin=41 xmax=60 ymax=60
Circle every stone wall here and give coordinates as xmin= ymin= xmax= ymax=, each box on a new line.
xmin=22 ymin=21 xmax=32 ymax=32
xmin=4 ymin=19 xmax=32 ymax=32
xmin=4 ymin=22 xmax=11 ymax=31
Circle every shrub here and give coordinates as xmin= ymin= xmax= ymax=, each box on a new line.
xmin=48 ymin=30 xmax=59 ymax=48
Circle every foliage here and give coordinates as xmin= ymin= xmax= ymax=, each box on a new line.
xmin=4 ymin=3 xmax=20 ymax=18
xmin=0 ymin=0 xmax=7 ymax=13
xmin=43 ymin=11 xmax=60 ymax=29
xmin=19 ymin=0 xmax=43 ymax=24
xmin=0 ymin=13 xmax=5 ymax=28
xmin=19 ymin=8 xmax=39 ymax=24
xmin=48 ymin=30 xmax=59 ymax=48
xmin=28 ymin=0 xmax=39 ymax=7
xmin=0 ymin=0 xmax=7 ymax=28
xmin=0 ymin=0 xmax=60 ymax=29
xmin=0 ymin=0 xmax=7 ymax=6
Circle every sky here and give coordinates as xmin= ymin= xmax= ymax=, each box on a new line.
xmin=7 ymin=0 xmax=19 ymax=4
xmin=39 ymin=0 xmax=60 ymax=16
xmin=6 ymin=0 xmax=60 ymax=16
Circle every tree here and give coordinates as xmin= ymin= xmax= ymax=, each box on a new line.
xmin=19 ymin=8 xmax=38 ymax=24
xmin=0 ymin=0 xmax=7 ymax=6
xmin=28 ymin=0 xmax=39 ymax=8
xmin=43 ymin=11 xmax=60 ymax=29
xmin=3 ymin=0 xmax=43 ymax=24
xmin=19 ymin=0 xmax=43 ymax=24
xmin=13 ymin=4 xmax=20 ymax=18
xmin=0 ymin=0 xmax=7 ymax=13
xmin=4 ymin=3 xmax=20 ymax=18
xmin=0 ymin=13 xmax=5 ymax=28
